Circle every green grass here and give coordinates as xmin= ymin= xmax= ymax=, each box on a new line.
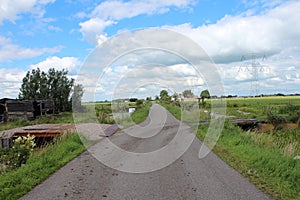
xmin=0 ymin=133 xmax=86 ymax=200
xmin=176 ymin=96 xmax=300 ymax=121
xmin=197 ymin=122 xmax=300 ymax=200
xmin=245 ymin=129 xmax=300 ymax=157
xmin=226 ymin=96 xmax=300 ymax=120
xmin=115 ymin=101 xmax=151 ymax=128
xmin=161 ymin=102 xmax=181 ymax=120
xmin=162 ymin=100 xmax=300 ymax=200
xmin=131 ymin=101 xmax=151 ymax=124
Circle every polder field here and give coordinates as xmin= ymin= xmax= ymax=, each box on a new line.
xmin=226 ymin=96 xmax=300 ymax=121
xmin=162 ymin=95 xmax=300 ymax=200
xmin=198 ymin=96 xmax=300 ymax=200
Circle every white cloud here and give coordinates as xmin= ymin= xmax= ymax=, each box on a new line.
xmin=77 ymin=0 xmax=300 ymax=99
xmin=79 ymin=18 xmax=114 ymax=45
xmin=0 ymin=36 xmax=62 ymax=62
xmin=29 ymin=56 xmax=81 ymax=74
xmin=82 ymin=63 xmax=205 ymax=101
xmin=0 ymin=0 xmax=55 ymax=24
xmin=90 ymin=0 xmax=194 ymax=21
xmin=47 ymin=25 xmax=62 ymax=32
xmin=165 ymin=0 xmax=300 ymax=64
xmin=0 ymin=68 xmax=26 ymax=98
xmin=0 ymin=56 xmax=81 ymax=98
xmin=79 ymin=0 xmax=195 ymax=45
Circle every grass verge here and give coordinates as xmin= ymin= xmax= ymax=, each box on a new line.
xmin=131 ymin=102 xmax=152 ymax=124
xmin=163 ymin=103 xmax=300 ymax=200
xmin=160 ymin=102 xmax=181 ymax=120
xmin=197 ymin=122 xmax=299 ymax=200
xmin=0 ymin=133 xmax=86 ymax=200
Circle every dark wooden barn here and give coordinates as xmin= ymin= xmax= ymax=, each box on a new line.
xmin=34 ymin=100 xmax=55 ymax=116
xmin=0 ymin=98 xmax=34 ymax=122
xmin=0 ymin=98 xmax=54 ymax=122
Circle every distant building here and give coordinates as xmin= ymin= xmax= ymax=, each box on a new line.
xmin=181 ymin=97 xmax=199 ymax=102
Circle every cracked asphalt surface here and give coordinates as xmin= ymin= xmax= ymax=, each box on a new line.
xmin=20 ymin=104 xmax=269 ymax=200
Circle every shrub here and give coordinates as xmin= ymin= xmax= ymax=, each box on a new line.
xmin=267 ymin=110 xmax=286 ymax=130
xmin=0 ymin=134 xmax=35 ymax=173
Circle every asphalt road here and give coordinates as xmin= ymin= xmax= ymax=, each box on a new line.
xmin=20 ymin=104 xmax=270 ymax=200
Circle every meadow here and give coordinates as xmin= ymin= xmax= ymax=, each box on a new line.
xmin=163 ymin=96 xmax=300 ymax=200
xmin=226 ymin=96 xmax=300 ymax=120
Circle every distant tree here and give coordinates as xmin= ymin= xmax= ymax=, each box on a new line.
xmin=172 ymin=92 xmax=180 ymax=106
xmin=200 ymin=89 xmax=210 ymax=107
xmin=182 ymin=89 xmax=194 ymax=98
xmin=155 ymin=95 xmax=159 ymax=101
xmin=160 ymin=90 xmax=171 ymax=103
xmin=19 ymin=68 xmax=74 ymax=113
xmin=136 ymin=99 xmax=143 ymax=107
xmin=172 ymin=93 xmax=179 ymax=102
xmin=146 ymin=97 xmax=152 ymax=101
xmin=129 ymin=98 xmax=138 ymax=102
xmin=71 ymin=84 xmax=84 ymax=112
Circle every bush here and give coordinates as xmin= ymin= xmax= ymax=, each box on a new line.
xmin=0 ymin=134 xmax=35 ymax=173
xmin=267 ymin=110 xmax=287 ymax=130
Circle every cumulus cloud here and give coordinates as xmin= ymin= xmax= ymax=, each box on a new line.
xmin=165 ymin=0 xmax=300 ymax=64
xmin=78 ymin=0 xmax=300 ymax=99
xmin=29 ymin=56 xmax=81 ymax=75
xmin=0 ymin=56 xmax=81 ymax=98
xmin=78 ymin=62 xmax=205 ymax=101
xmin=79 ymin=18 xmax=114 ymax=45
xmin=0 ymin=68 xmax=26 ymax=98
xmin=0 ymin=36 xmax=62 ymax=62
xmin=90 ymin=0 xmax=195 ymax=21
xmin=79 ymin=0 xmax=195 ymax=45
xmin=0 ymin=0 xmax=55 ymax=24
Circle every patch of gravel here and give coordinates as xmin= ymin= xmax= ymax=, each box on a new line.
xmin=75 ymin=123 xmax=113 ymax=141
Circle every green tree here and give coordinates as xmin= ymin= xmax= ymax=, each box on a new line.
xmin=200 ymin=89 xmax=210 ymax=107
xmin=19 ymin=68 xmax=48 ymax=100
xmin=172 ymin=93 xmax=179 ymax=102
xmin=160 ymin=90 xmax=171 ymax=103
xmin=19 ymin=68 xmax=74 ymax=113
xmin=182 ymin=89 xmax=194 ymax=98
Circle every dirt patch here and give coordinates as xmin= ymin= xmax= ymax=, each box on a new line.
xmin=257 ymin=123 xmax=298 ymax=133
xmin=283 ymin=123 xmax=298 ymax=130
xmin=257 ymin=124 xmax=274 ymax=133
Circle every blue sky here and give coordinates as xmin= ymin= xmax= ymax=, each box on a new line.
xmin=0 ymin=0 xmax=299 ymax=101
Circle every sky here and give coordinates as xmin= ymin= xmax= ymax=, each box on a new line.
xmin=0 ymin=0 xmax=299 ymax=101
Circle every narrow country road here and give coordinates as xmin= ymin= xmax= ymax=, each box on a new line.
xmin=20 ymin=104 xmax=269 ymax=200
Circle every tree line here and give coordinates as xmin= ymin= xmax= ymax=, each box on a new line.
xmin=19 ymin=68 xmax=83 ymax=113
xmin=158 ymin=89 xmax=210 ymax=106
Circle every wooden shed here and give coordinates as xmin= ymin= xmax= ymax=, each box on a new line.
xmin=0 ymin=98 xmax=35 ymax=122
xmin=0 ymin=98 xmax=55 ymax=123
xmin=34 ymin=100 xmax=55 ymax=116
